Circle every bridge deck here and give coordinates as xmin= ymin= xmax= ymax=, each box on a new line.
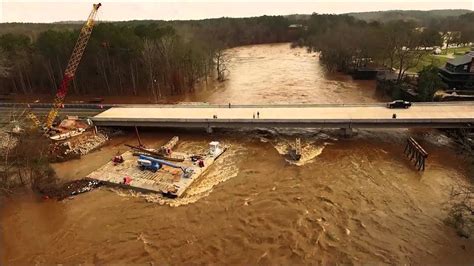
xmin=91 ymin=103 xmax=474 ymax=129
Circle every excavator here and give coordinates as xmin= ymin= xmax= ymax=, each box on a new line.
xmin=27 ymin=3 xmax=102 ymax=133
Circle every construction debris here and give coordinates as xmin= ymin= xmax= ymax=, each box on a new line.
xmin=98 ymin=127 xmax=125 ymax=137
xmin=65 ymin=131 xmax=108 ymax=156
xmin=48 ymin=116 xmax=90 ymax=141
xmin=50 ymin=130 xmax=109 ymax=161
xmin=40 ymin=178 xmax=103 ymax=200
xmin=47 ymin=116 xmax=109 ymax=161
xmin=50 ymin=128 xmax=86 ymax=141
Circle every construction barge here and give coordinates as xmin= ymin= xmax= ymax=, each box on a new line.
xmin=87 ymin=138 xmax=226 ymax=198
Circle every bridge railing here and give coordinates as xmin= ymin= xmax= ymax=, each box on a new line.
xmin=2 ymin=101 xmax=474 ymax=109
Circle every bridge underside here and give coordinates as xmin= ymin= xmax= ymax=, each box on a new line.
xmin=91 ymin=119 xmax=474 ymax=129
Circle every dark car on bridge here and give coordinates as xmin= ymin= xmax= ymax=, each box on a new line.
xmin=387 ymin=100 xmax=411 ymax=109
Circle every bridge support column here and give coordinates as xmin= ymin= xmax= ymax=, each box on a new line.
xmin=340 ymin=127 xmax=354 ymax=138
xmin=206 ymin=126 xmax=213 ymax=134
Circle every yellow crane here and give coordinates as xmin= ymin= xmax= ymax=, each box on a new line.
xmin=28 ymin=3 xmax=101 ymax=130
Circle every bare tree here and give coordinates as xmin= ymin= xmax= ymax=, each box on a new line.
xmin=0 ymin=48 xmax=10 ymax=78
xmin=447 ymin=184 xmax=474 ymax=238
xmin=214 ymin=48 xmax=230 ymax=82
xmin=142 ymin=39 xmax=160 ymax=102
xmin=442 ymin=31 xmax=461 ymax=54
xmin=1 ymin=129 xmax=56 ymax=195
xmin=156 ymin=35 xmax=177 ymax=94
xmin=444 ymin=129 xmax=474 ymax=238
xmin=394 ymin=47 xmax=425 ymax=82
xmin=388 ymin=25 xmax=425 ymax=81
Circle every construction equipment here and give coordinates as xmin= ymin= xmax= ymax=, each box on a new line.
xmin=137 ymin=156 xmax=162 ymax=172
xmin=26 ymin=109 xmax=42 ymax=129
xmin=209 ymin=141 xmax=224 ymax=157
xmin=289 ymin=138 xmax=302 ymax=161
xmin=112 ymin=155 xmax=124 ymax=165
xmin=125 ymin=143 xmax=185 ymax=162
xmin=28 ymin=3 xmax=102 ymax=130
xmin=137 ymin=155 xmax=194 ymax=178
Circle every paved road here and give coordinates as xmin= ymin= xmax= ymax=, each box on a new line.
xmin=91 ymin=102 xmax=474 ymax=129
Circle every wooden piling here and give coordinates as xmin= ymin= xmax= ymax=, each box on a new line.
xmin=404 ymin=137 xmax=428 ymax=171
xmin=289 ymin=138 xmax=302 ymax=161
xmin=135 ymin=126 xmax=143 ymax=147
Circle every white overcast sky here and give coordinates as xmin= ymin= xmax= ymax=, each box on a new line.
xmin=0 ymin=0 xmax=473 ymax=23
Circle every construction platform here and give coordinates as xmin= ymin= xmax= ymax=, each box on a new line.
xmin=86 ymin=143 xmax=226 ymax=198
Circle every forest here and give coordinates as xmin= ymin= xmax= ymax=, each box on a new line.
xmin=0 ymin=16 xmax=293 ymax=100
xmin=347 ymin=9 xmax=471 ymax=24
xmin=0 ymin=10 xmax=473 ymax=99
xmin=300 ymin=12 xmax=474 ymax=79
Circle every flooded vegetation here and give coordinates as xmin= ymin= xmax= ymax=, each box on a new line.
xmin=1 ymin=44 xmax=473 ymax=264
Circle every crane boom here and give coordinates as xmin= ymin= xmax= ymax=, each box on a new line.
xmin=44 ymin=3 xmax=101 ymax=128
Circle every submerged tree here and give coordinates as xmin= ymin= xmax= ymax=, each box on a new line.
xmin=447 ymin=184 xmax=474 ymax=238
xmin=0 ymin=129 xmax=56 ymax=195
xmin=214 ymin=48 xmax=230 ymax=82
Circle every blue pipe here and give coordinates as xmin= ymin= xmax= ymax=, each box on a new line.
xmin=139 ymin=155 xmax=185 ymax=172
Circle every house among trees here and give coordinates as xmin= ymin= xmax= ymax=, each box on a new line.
xmin=288 ymin=24 xmax=305 ymax=42
xmin=438 ymin=50 xmax=474 ymax=89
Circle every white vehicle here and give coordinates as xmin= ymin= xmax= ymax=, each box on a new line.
xmin=209 ymin=141 xmax=225 ymax=157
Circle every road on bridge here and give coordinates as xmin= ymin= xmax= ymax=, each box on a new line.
xmin=91 ymin=102 xmax=474 ymax=129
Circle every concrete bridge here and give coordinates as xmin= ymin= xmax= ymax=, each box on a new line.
xmin=91 ymin=102 xmax=474 ymax=133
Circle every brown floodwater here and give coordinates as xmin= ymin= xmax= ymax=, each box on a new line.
xmin=1 ymin=43 xmax=473 ymax=264
xmin=172 ymin=43 xmax=381 ymax=104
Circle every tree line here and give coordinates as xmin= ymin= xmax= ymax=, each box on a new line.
xmin=299 ymin=12 xmax=474 ymax=80
xmin=0 ymin=16 xmax=294 ymax=100
xmin=1 ymin=11 xmax=472 ymax=100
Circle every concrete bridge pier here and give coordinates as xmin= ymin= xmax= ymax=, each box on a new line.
xmin=206 ymin=126 xmax=213 ymax=134
xmin=341 ymin=127 xmax=355 ymax=138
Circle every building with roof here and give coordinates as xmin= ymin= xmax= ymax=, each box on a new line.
xmin=438 ymin=51 xmax=474 ymax=89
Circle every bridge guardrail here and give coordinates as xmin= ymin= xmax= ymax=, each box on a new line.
xmin=1 ymin=101 xmax=474 ymax=109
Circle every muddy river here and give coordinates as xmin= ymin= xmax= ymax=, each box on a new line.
xmin=1 ymin=43 xmax=473 ymax=264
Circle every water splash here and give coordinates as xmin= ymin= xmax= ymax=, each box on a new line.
xmin=271 ymin=137 xmax=332 ymax=166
